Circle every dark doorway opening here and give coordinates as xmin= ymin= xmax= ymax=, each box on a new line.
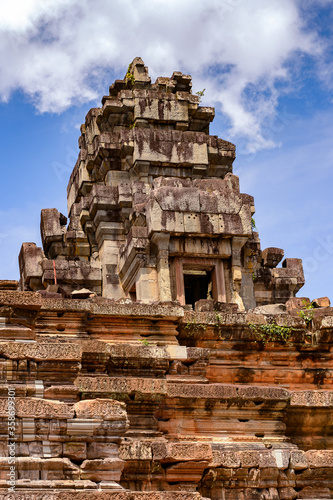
xmin=184 ymin=271 xmax=210 ymax=308
xmin=129 ymin=284 xmax=136 ymax=302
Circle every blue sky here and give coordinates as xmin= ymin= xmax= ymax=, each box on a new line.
xmin=0 ymin=0 xmax=333 ymax=301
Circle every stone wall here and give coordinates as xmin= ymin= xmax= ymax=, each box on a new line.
xmin=0 ymin=285 xmax=332 ymax=498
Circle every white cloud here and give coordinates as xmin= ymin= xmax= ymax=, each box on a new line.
xmin=0 ymin=0 xmax=327 ymax=150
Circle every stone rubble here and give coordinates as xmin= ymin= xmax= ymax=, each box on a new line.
xmin=0 ymin=58 xmax=332 ymax=499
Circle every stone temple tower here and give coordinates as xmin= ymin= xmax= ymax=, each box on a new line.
xmin=19 ymin=57 xmax=304 ymax=310
xmin=1 ymin=58 xmax=332 ymax=499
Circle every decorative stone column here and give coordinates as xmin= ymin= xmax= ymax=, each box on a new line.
xmin=151 ymin=233 xmax=172 ymax=303
xmin=98 ymin=239 xmax=126 ymax=299
xmin=231 ymin=236 xmax=248 ymax=311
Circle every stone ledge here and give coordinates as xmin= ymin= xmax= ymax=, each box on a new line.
xmin=182 ymin=310 xmax=306 ymax=328
xmin=0 ymin=291 xmax=42 ymax=310
xmin=291 ymin=391 xmax=333 ymax=407
xmin=75 ymin=377 xmax=167 ymax=397
xmin=166 ymin=383 xmax=290 ymax=401
xmin=0 ymin=342 xmax=81 ymax=361
xmin=0 ymin=281 xmax=19 ymax=291
xmin=39 ymin=298 xmax=184 ymax=320
xmin=0 ymin=491 xmax=204 ymax=499
xmin=0 ymin=398 xmax=74 ymax=419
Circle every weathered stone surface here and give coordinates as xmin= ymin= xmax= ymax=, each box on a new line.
xmin=63 ymin=442 xmax=87 ymax=460
xmin=285 ymin=297 xmax=311 ymax=310
xmin=210 ymin=450 xmax=240 ymax=468
xmin=0 ymin=341 xmax=81 ymax=361
xmin=88 ymin=442 xmax=119 ymax=459
xmin=291 ymin=391 xmax=333 ymax=406
xmin=0 ymin=493 xmax=204 ymax=499
xmin=290 ymin=451 xmax=308 ymax=470
xmin=0 ymin=291 xmax=42 ymax=309
xmin=0 ymin=281 xmax=19 ymax=291
xmin=152 ymin=442 xmax=212 ymax=463
xmin=305 ymin=450 xmax=333 ymax=467
xmin=74 ymin=399 xmax=127 ymax=420
xmin=0 ymin=398 xmax=74 ymax=418
xmin=75 ymin=377 xmax=167 ymax=396
xmin=249 ymin=303 xmax=286 ymax=315
xmin=80 ymin=458 xmax=125 ymax=481
xmin=313 ymin=296 xmax=331 ymax=308
xmin=167 ymin=383 xmax=290 ymax=401
xmin=262 ymin=247 xmax=284 ymax=268
xmin=119 ymin=441 xmax=153 ymax=461
xmin=0 ymin=58 xmax=329 ymax=499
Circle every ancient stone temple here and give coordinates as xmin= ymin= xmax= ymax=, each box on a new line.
xmin=1 ymin=57 xmax=333 ymax=499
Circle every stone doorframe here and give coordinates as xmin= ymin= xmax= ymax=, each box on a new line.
xmin=171 ymin=257 xmax=226 ymax=306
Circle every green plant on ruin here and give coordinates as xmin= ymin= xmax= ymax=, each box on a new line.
xmin=248 ymin=322 xmax=293 ymax=345
xmin=297 ymin=300 xmax=315 ymax=324
xmin=196 ymin=88 xmax=206 ymax=103
xmin=214 ymin=312 xmax=224 ymax=340
xmin=126 ymin=64 xmax=135 ymax=85
xmin=251 ymin=217 xmax=257 ymax=231
xmin=184 ymin=317 xmax=206 ymax=337
xmin=185 ymin=313 xmax=225 ymax=340
xmin=302 ymin=299 xmax=315 ymax=310
xmin=140 ymin=338 xmax=150 ymax=346
xmin=298 ymin=310 xmax=314 ymax=323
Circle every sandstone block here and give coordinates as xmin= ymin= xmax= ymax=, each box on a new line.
xmin=279 ymin=487 xmax=298 ymax=500
xmin=239 ymin=451 xmax=260 ymax=468
xmin=262 ymin=247 xmax=284 ymax=268
xmin=19 ymin=243 xmax=44 ymax=288
xmin=63 ymin=442 xmax=87 ymax=460
xmin=152 ymin=442 xmax=212 ymax=463
xmin=66 ymin=419 xmax=102 ymax=436
xmin=285 ymin=297 xmax=311 ymax=310
xmin=313 ymin=296 xmax=331 ymax=308
xmin=80 ymin=458 xmax=125 ymax=481
xmin=296 ymin=486 xmax=332 ymax=498
xmin=28 ymin=442 xmax=43 ymax=457
xmin=74 ymin=399 xmax=127 ymax=421
xmin=290 ymin=451 xmax=308 ymax=470
xmin=134 ymin=96 xmax=188 ymax=123
xmin=305 ymin=450 xmax=333 ymax=467
xmin=210 ymin=450 xmax=240 ymax=468
xmin=87 ymin=442 xmax=119 ymax=459
xmin=16 ymin=458 xmax=40 ymax=481
xmin=5 ymin=398 xmax=73 ymax=420
xmin=40 ymin=209 xmax=67 ymax=249
xmin=118 ymin=441 xmax=152 ymax=461
xmin=291 ymin=391 xmax=333 ymax=407
xmin=258 ymin=451 xmax=278 ymax=468
xmin=166 ymin=345 xmax=187 ymax=360
xmin=154 ymin=187 xmax=200 ymax=213
xmin=40 ymin=457 xmax=80 ymax=480
xmin=165 ymin=460 xmax=209 ymax=483
xmin=0 ymin=280 xmax=18 ymax=291
xmin=184 ymin=213 xmax=201 ymax=233
xmin=199 ymin=191 xmax=218 ymax=212
xmin=42 ymin=442 xmax=62 ymax=458
xmin=249 ymin=303 xmax=287 ymax=315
